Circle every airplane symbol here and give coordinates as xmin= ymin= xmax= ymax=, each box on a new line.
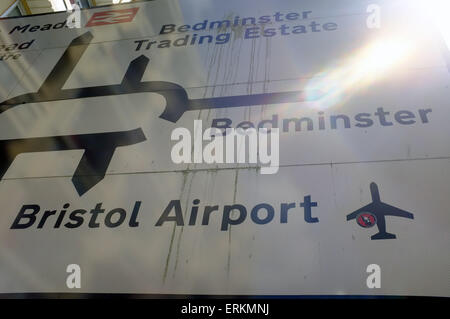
xmin=0 ymin=32 xmax=325 ymax=196
xmin=346 ymin=182 xmax=414 ymax=240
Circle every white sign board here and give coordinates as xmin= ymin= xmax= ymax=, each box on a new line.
xmin=0 ymin=0 xmax=449 ymax=296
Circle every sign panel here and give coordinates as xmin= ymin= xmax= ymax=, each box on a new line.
xmin=0 ymin=0 xmax=449 ymax=296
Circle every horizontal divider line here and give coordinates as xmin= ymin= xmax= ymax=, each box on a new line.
xmin=1 ymin=155 xmax=449 ymax=182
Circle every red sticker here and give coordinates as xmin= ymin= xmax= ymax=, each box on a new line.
xmin=357 ymin=212 xmax=377 ymax=228
xmin=86 ymin=8 xmax=139 ymax=27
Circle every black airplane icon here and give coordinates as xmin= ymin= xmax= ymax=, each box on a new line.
xmin=346 ymin=182 xmax=414 ymax=240
xmin=0 ymin=31 xmax=323 ymax=196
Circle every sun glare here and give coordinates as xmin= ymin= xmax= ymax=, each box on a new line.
xmin=305 ymin=35 xmax=414 ymax=109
